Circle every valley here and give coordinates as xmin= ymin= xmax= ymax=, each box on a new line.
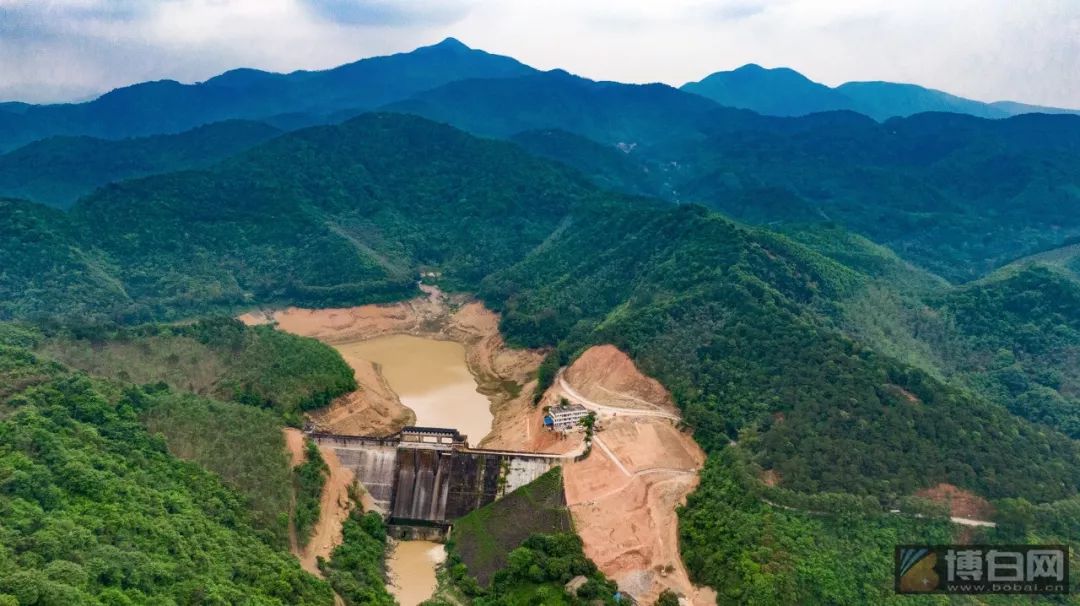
xmin=244 ymin=289 xmax=715 ymax=604
xmin=1 ymin=31 xmax=1079 ymax=606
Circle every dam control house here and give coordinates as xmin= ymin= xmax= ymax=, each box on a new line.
xmin=544 ymin=402 xmax=589 ymax=431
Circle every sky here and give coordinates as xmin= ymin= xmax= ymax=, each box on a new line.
xmin=1 ymin=0 xmax=1078 ymax=108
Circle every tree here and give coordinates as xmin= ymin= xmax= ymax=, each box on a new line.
xmin=578 ymin=412 xmax=597 ymax=433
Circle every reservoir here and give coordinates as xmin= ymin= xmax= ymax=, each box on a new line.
xmin=335 ymin=334 xmax=494 ymax=444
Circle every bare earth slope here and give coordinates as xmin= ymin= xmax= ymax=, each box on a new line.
xmin=282 ymin=429 xmax=357 ymax=577
xmin=553 ymin=346 xmax=715 ymax=605
xmin=563 ymin=344 xmax=679 ymax=413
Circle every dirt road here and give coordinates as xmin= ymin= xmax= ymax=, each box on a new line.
xmin=557 ymin=373 xmax=682 ymax=421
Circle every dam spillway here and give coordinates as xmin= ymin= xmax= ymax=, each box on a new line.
xmin=331 ymin=440 xmax=399 ymax=511
xmin=392 ymin=447 xmax=453 ymax=521
xmin=313 ymin=427 xmax=560 ymax=536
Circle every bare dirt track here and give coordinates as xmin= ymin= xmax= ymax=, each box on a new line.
xmin=302 ymin=445 xmax=358 ymax=573
xmin=284 ymin=427 xmax=306 ymax=468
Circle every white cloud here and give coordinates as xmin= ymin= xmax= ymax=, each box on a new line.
xmin=0 ymin=0 xmax=1076 ymax=109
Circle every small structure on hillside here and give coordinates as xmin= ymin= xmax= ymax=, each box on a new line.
xmin=544 ymin=402 xmax=589 ymax=431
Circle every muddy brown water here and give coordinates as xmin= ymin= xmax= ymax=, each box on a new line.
xmin=386 ymin=540 xmax=447 ymax=606
xmin=335 ymin=334 xmax=494 ymax=444
xmin=335 ymin=334 xmax=492 ymax=604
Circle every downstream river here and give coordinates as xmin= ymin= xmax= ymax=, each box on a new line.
xmin=335 ymin=333 xmax=494 ymax=605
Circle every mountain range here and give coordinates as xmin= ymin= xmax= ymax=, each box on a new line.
xmin=0 ymin=37 xmax=531 ymax=152
xmin=2 ymin=38 xmax=1077 ymax=157
xmin=3 ymin=37 xmax=1080 ymax=606
xmin=4 ymin=40 xmax=1076 ymax=284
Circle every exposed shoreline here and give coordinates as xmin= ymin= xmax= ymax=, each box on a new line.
xmin=241 ymin=285 xmax=547 ymax=448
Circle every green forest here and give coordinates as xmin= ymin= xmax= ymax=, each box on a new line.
xmin=0 ymin=320 xmax=399 ymax=605
xmin=430 ymin=533 xmax=620 ymax=606
xmin=321 ymin=508 xmax=396 ymax=606
xmin=292 ymin=440 xmax=329 ymax=546
xmin=35 ymin=318 xmax=357 ymax=425
xmin=0 ymin=338 xmax=334 ymax=605
xmin=0 ymin=121 xmax=281 ymax=209
xmin=1 ymin=104 xmax=1079 ymax=606
xmin=679 ymin=449 xmax=954 ymax=605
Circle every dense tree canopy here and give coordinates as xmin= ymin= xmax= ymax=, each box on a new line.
xmin=0 ymin=342 xmax=332 ymax=605
xmin=1 ymin=110 xmax=1079 ymax=604
xmin=38 ymin=318 xmax=357 ymax=423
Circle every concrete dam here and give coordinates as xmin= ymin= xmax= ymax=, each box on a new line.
xmin=312 ymin=427 xmax=562 ymax=538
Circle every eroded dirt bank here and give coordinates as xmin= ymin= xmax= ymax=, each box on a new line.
xmin=282 ymin=428 xmax=357 ymax=576
xmin=563 ymin=345 xmax=679 ymax=413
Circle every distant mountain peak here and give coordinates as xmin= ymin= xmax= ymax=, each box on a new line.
xmin=430 ymin=37 xmax=471 ymax=51
xmin=728 ymin=64 xmax=816 ymax=81
xmin=682 ymin=64 xmax=848 ymax=117
xmin=689 ymin=64 xmax=823 ymax=90
xmin=204 ymin=68 xmax=277 ymax=88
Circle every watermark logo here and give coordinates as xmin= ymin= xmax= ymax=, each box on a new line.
xmin=896 ymin=545 xmax=1069 ymax=594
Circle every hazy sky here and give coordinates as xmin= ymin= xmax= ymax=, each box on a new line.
xmin=1 ymin=0 xmax=1078 ymax=108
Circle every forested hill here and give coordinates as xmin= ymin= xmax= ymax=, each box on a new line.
xmin=0 ymin=329 xmax=334 ymax=604
xmin=479 ymin=200 xmax=1080 ymax=502
xmin=3 ymin=112 xmax=1080 ymax=512
xmin=1 ymin=114 xmax=605 ymax=321
xmin=384 ymin=70 xmax=1080 ymax=281
xmin=0 ymin=120 xmax=282 ymax=208
xmin=664 ymin=111 xmax=1080 ymax=280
